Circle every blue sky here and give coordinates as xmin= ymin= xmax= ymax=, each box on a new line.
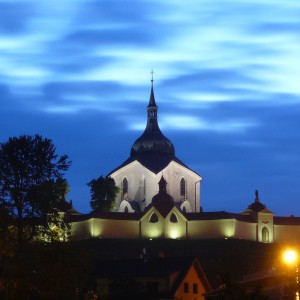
xmin=1 ymin=0 xmax=300 ymax=215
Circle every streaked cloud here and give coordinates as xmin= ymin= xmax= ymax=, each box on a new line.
xmin=1 ymin=0 xmax=300 ymax=214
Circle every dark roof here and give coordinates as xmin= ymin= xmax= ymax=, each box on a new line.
xmin=108 ymin=81 xmax=201 ymax=177
xmin=243 ymin=190 xmax=269 ymax=213
xmin=108 ymin=152 xmax=200 ymax=176
xmin=93 ymin=256 xmax=211 ymax=296
xmin=183 ymin=211 xmax=256 ymax=223
xmin=247 ymin=201 xmax=266 ymax=212
xmin=71 ymin=209 xmax=257 ymax=223
xmin=274 ymin=216 xmax=300 ymax=225
xmin=150 ymin=176 xmax=175 ymax=217
xmin=94 ymin=256 xmax=193 ymax=278
xmin=130 ymin=81 xmax=175 ymax=157
xmin=70 ymin=211 xmax=142 ymax=222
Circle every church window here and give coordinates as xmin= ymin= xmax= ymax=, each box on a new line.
xmin=149 ymin=213 xmax=158 ymax=223
xmin=170 ymin=213 xmax=178 ymax=223
xmin=262 ymin=227 xmax=269 ymax=243
xmin=184 ymin=283 xmax=189 ymax=293
xmin=180 ymin=178 xmax=186 ymax=196
xmin=122 ymin=177 xmax=128 ymax=198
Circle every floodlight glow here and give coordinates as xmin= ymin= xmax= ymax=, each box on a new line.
xmin=283 ymin=249 xmax=298 ymax=265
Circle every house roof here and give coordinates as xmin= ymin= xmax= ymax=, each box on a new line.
xmin=93 ymin=256 xmax=211 ymax=296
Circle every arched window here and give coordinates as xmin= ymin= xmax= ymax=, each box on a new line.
xmin=122 ymin=177 xmax=128 ymax=198
xmin=180 ymin=178 xmax=186 ymax=197
xmin=149 ymin=213 xmax=158 ymax=223
xmin=170 ymin=213 xmax=178 ymax=223
xmin=262 ymin=227 xmax=269 ymax=243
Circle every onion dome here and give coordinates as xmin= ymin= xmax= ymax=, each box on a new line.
xmin=130 ymin=79 xmax=175 ymax=157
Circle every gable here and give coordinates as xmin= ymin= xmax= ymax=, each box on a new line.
xmin=174 ymin=259 xmax=211 ymax=299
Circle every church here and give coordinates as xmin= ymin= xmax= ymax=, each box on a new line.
xmin=67 ymin=80 xmax=300 ymax=243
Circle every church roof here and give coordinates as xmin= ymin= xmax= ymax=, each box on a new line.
xmin=130 ymin=79 xmax=175 ymax=157
xmin=108 ymin=80 xmax=200 ymax=176
xmin=241 ymin=190 xmax=272 ymax=214
xmin=149 ymin=175 xmax=175 ymax=217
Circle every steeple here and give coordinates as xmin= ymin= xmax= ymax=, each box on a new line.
xmin=130 ymin=76 xmax=175 ymax=157
xmin=148 ymin=71 xmax=157 ymax=109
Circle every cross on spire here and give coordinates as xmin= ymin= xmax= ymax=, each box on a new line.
xmin=151 ymin=70 xmax=154 ymax=84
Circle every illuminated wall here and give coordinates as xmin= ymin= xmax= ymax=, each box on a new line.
xmin=91 ymin=218 xmax=140 ymax=239
xmin=234 ymin=220 xmax=257 ymax=241
xmin=70 ymin=219 xmax=93 ymax=239
xmin=69 ymin=206 xmax=300 ymax=243
xmin=140 ymin=208 xmax=165 ymax=238
xmin=274 ymin=225 xmax=300 ymax=242
xmin=257 ymin=212 xmax=274 ymax=243
xmin=187 ymin=219 xmax=235 ymax=239
xmin=164 ymin=209 xmax=187 ymax=239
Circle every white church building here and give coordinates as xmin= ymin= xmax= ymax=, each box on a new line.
xmin=67 ymin=81 xmax=300 ymax=243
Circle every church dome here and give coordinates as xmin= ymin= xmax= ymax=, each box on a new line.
xmin=130 ymin=80 xmax=175 ymax=157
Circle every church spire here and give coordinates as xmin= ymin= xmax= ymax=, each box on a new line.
xmin=148 ymin=70 xmax=157 ymax=111
xmin=130 ymin=75 xmax=175 ymax=157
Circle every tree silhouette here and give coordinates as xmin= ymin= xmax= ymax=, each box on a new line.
xmin=88 ymin=176 xmax=120 ymax=212
xmin=0 ymin=134 xmax=71 ymax=246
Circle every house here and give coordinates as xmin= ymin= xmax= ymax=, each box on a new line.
xmin=93 ymin=256 xmax=211 ymax=300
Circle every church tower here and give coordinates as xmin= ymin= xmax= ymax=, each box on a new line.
xmin=108 ymin=78 xmax=202 ymax=213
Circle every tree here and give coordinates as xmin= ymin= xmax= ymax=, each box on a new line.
xmin=88 ymin=176 xmax=120 ymax=212
xmin=0 ymin=134 xmax=71 ymax=246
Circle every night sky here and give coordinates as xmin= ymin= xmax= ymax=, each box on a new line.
xmin=1 ymin=1 xmax=300 ymax=215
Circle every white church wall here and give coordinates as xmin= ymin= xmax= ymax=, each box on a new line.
xmin=110 ymin=161 xmax=156 ymax=211
xmin=161 ymin=161 xmax=202 ymax=212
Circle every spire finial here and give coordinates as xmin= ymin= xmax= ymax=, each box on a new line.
xmin=255 ymin=190 xmax=259 ymax=202
xmin=151 ymin=70 xmax=154 ymax=85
